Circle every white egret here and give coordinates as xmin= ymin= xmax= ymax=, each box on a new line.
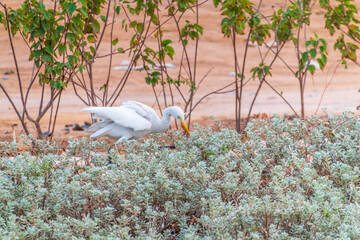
xmin=81 ymin=101 xmax=190 ymax=143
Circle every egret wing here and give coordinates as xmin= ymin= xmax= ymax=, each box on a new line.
xmin=121 ymin=101 xmax=159 ymax=122
xmin=86 ymin=119 xmax=112 ymax=133
xmin=82 ymin=106 xmax=151 ymax=131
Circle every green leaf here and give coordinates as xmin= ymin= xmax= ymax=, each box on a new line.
xmin=112 ymin=38 xmax=118 ymax=46
xmin=45 ymin=65 xmax=52 ymax=73
xmin=348 ymin=50 xmax=357 ymax=61
xmin=128 ymin=7 xmax=134 ymax=14
xmin=147 ymin=59 xmax=155 ymax=67
xmin=130 ymin=34 xmax=138 ymax=47
xmin=99 ymin=84 xmax=107 ymax=91
xmin=33 ymin=50 xmax=43 ymax=59
xmin=307 ymin=64 xmax=315 ymax=74
xmin=189 ymin=31 xmax=199 ymax=39
xmin=78 ymin=0 xmax=86 ymax=6
xmin=321 ymin=54 xmax=327 ymax=64
xmin=37 ymin=28 xmax=45 ymax=37
xmin=165 ymin=45 xmax=175 ymax=59
xmin=78 ymin=64 xmax=85 ymax=73
xmin=58 ymin=44 xmax=66 ymax=54
xmin=194 ymin=24 xmax=203 ymax=34
xmin=79 ymin=8 xmax=88 ymax=17
xmin=31 ymin=41 xmax=41 ymax=49
xmin=151 ymin=71 xmax=161 ymax=77
xmin=317 ymin=58 xmax=324 ymax=70
xmin=319 ymin=38 xmax=327 ymax=48
xmin=213 ymin=0 xmax=221 ymax=7
xmin=87 ymin=35 xmax=95 ymax=43
xmin=100 ymin=15 xmax=106 ymax=23
xmin=93 ymin=20 xmax=100 ymax=33
xmin=23 ymin=26 xmax=29 ymax=35
xmin=42 ymin=53 xmax=52 ymax=63
xmin=67 ymin=32 xmax=75 ymax=42
xmin=68 ymin=55 xmax=77 ymax=65
xmin=309 ymin=49 xmax=317 ymax=58
xmin=302 ymin=52 xmax=308 ymax=62
xmin=54 ymin=81 xmax=61 ymax=89
xmin=115 ymin=6 xmax=120 ymax=15
xmin=161 ymin=39 xmax=172 ymax=47
xmin=72 ymin=16 xmax=82 ymax=27
xmin=45 ymin=45 xmax=54 ymax=55
xmin=69 ymin=44 xmax=74 ymax=52
xmin=56 ymin=26 xmax=65 ymax=36
xmin=42 ymin=20 xmax=51 ymax=30
xmin=136 ymin=23 xmax=143 ymax=33
xmin=130 ymin=21 xmax=137 ymax=28
xmin=29 ymin=52 xmax=34 ymax=61
xmin=43 ymin=11 xmax=52 ymax=20
xmin=35 ymin=59 xmax=41 ymax=68
xmin=168 ymin=6 xmax=175 ymax=15
xmin=38 ymin=2 xmax=46 ymax=10
xmin=65 ymin=3 xmax=77 ymax=15
xmin=117 ymin=47 xmax=124 ymax=53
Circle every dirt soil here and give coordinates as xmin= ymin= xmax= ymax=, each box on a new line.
xmin=0 ymin=0 xmax=359 ymax=143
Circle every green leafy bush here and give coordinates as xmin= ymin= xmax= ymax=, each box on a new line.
xmin=1 ymin=113 xmax=360 ymax=239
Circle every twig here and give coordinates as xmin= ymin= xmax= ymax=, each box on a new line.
xmin=315 ymin=61 xmax=340 ymax=115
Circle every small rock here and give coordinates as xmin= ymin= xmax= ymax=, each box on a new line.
xmin=81 ymin=125 xmax=89 ymax=130
xmin=42 ymin=131 xmax=52 ymax=137
xmin=284 ymin=114 xmax=296 ymax=120
xmin=63 ymin=127 xmax=71 ymax=132
xmin=72 ymin=123 xmax=84 ymax=131
xmin=2 ymin=77 xmax=9 ymax=80
xmin=4 ymin=69 xmax=14 ymax=75
xmin=81 ymin=122 xmax=91 ymax=130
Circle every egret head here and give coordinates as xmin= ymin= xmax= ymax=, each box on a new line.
xmin=166 ymin=106 xmax=190 ymax=136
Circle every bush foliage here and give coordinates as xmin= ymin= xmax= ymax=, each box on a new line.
xmin=1 ymin=113 xmax=360 ymax=239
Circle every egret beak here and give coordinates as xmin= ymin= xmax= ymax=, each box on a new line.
xmin=178 ymin=117 xmax=190 ymax=136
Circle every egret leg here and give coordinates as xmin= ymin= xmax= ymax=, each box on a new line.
xmin=107 ymin=137 xmax=126 ymax=165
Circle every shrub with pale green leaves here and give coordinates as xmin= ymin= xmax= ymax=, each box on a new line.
xmin=1 ymin=112 xmax=360 ymax=239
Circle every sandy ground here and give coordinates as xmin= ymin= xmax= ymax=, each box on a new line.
xmin=0 ymin=0 xmax=359 ymax=143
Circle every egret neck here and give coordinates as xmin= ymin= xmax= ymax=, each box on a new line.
xmin=158 ymin=107 xmax=173 ymax=132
